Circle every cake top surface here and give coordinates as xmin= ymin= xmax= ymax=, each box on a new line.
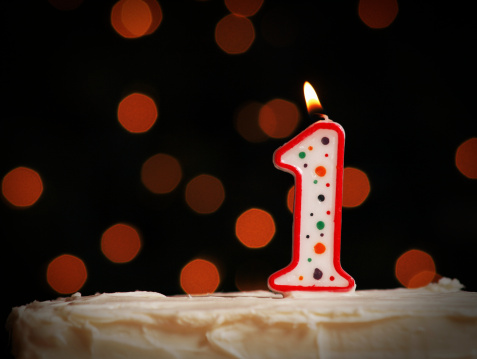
xmin=9 ymin=278 xmax=477 ymax=325
xmin=7 ymin=278 xmax=477 ymax=359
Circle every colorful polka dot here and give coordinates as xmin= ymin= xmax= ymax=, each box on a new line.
xmin=326 ymin=183 xmax=330 ymax=187
xmin=314 ymin=242 xmax=326 ymax=254
xmin=313 ymin=268 xmax=323 ymax=280
xmin=307 ymin=258 xmax=312 ymax=262
xmin=304 ymin=164 xmax=308 ymax=168
xmin=326 ymin=210 xmax=331 ymax=215
xmin=316 ymin=221 xmax=325 ymax=230
xmin=330 ymin=276 xmax=335 ymax=281
xmin=315 ymin=166 xmax=326 ymax=177
xmin=299 ymin=275 xmax=303 ymax=281
xmin=313 ymin=180 xmax=318 ymax=184
xmin=325 ymin=154 xmax=329 ymax=157
xmin=321 ymin=137 xmax=329 ymax=145
xmin=308 ymin=146 xmax=313 ymax=151
xmin=318 ymin=194 xmax=325 ymax=202
xmin=299 ymin=152 xmax=306 ymax=159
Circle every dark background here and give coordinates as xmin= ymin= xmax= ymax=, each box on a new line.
xmin=2 ymin=0 xmax=477 ymax=355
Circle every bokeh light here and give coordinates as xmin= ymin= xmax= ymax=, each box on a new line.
xmin=224 ymin=0 xmax=264 ymax=17
xmin=358 ymin=0 xmax=398 ymax=29
xmin=48 ymin=0 xmax=84 ymax=11
xmin=215 ymin=14 xmax=255 ymax=54
xmin=287 ymin=186 xmax=294 ymax=212
xmin=259 ymin=99 xmax=300 ymax=138
xmin=342 ymin=167 xmax=371 ymax=208
xmin=101 ymin=223 xmax=142 ymax=263
xmin=47 ymin=254 xmax=87 ymax=294
xmin=455 ymin=137 xmax=477 ymax=179
xmin=235 ymin=208 xmax=275 ymax=248
xmin=185 ymin=174 xmax=225 ymax=214
xmin=180 ymin=259 xmax=220 ymax=294
xmin=111 ymin=0 xmax=162 ymax=39
xmin=395 ymin=249 xmax=436 ymax=288
xmin=117 ymin=93 xmax=158 ymax=133
xmin=2 ymin=167 xmax=43 ymax=208
xmin=234 ymin=102 xmax=268 ymax=143
xmin=142 ymin=0 xmax=163 ymax=35
xmin=141 ymin=153 xmax=182 ymax=194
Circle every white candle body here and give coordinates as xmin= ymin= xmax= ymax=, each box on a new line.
xmin=269 ymin=120 xmax=354 ymax=292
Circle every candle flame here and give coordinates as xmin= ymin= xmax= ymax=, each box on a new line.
xmin=303 ymin=81 xmax=323 ymax=114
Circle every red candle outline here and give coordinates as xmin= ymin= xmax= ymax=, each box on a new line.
xmin=268 ymin=120 xmax=355 ymax=292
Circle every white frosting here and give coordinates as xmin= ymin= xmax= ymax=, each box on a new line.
xmin=7 ymin=279 xmax=477 ymax=359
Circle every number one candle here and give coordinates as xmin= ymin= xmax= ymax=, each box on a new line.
xmin=268 ymin=82 xmax=355 ymax=293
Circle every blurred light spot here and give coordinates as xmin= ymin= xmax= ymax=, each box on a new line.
xmin=48 ymin=0 xmax=83 ymax=11
xmin=215 ymin=14 xmax=255 ymax=54
xmin=185 ymin=174 xmax=225 ymax=214
xmin=111 ymin=0 xmax=162 ymax=38
xmin=143 ymin=0 xmax=163 ymax=35
xmin=261 ymin=6 xmax=297 ymax=47
xmin=259 ymin=99 xmax=300 ymax=138
xmin=342 ymin=167 xmax=371 ymax=208
xmin=395 ymin=249 xmax=436 ymax=288
xmin=117 ymin=93 xmax=158 ymax=133
xmin=47 ymin=254 xmax=87 ymax=294
xmin=358 ymin=0 xmax=398 ymax=29
xmin=101 ymin=223 xmax=142 ymax=263
xmin=225 ymin=0 xmax=263 ymax=17
xmin=234 ymin=102 xmax=268 ymax=143
xmin=287 ymin=185 xmax=294 ymax=212
xmin=141 ymin=153 xmax=182 ymax=194
xmin=408 ymin=271 xmax=437 ymax=289
xmin=113 ymin=0 xmax=152 ymax=38
xmin=235 ymin=261 xmax=270 ymax=291
xmin=236 ymin=208 xmax=275 ymax=248
xmin=455 ymin=138 xmax=477 ymax=179
xmin=180 ymin=259 xmax=220 ymax=294
xmin=2 ymin=167 xmax=43 ymax=208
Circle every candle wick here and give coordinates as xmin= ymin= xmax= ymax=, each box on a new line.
xmin=310 ymin=112 xmax=330 ymax=122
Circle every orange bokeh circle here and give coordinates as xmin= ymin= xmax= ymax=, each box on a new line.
xmin=2 ymin=167 xmax=43 ymax=207
xmin=235 ymin=208 xmax=275 ymax=248
xmin=47 ymin=254 xmax=87 ymax=294
xmin=101 ymin=223 xmax=142 ymax=263
xmin=180 ymin=259 xmax=220 ymax=295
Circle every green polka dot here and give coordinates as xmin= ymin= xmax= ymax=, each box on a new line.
xmin=299 ymin=152 xmax=306 ymax=159
xmin=317 ymin=221 xmax=325 ymax=230
xmin=307 ymin=258 xmax=312 ymax=262
xmin=313 ymin=180 xmax=318 ymax=184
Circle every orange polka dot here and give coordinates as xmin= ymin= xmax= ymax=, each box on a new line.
xmin=314 ymin=242 xmax=326 ymax=254
xmin=315 ymin=166 xmax=326 ymax=177
xmin=308 ymin=146 xmax=313 ymax=151
xmin=299 ymin=276 xmax=303 ymax=281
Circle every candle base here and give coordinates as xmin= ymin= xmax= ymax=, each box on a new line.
xmin=269 ymin=267 xmax=355 ymax=293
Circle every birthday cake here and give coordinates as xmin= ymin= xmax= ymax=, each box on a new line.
xmin=7 ymin=278 xmax=477 ymax=359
